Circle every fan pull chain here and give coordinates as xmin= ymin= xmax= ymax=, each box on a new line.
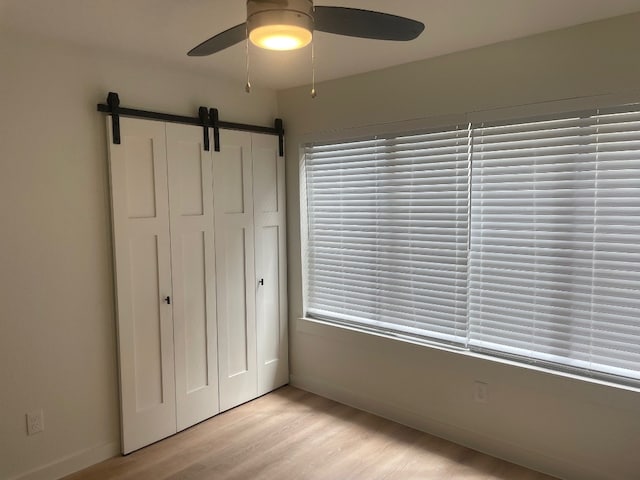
xmin=310 ymin=39 xmax=317 ymax=98
xmin=245 ymin=34 xmax=251 ymax=93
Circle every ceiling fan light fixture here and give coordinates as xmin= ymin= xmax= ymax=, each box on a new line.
xmin=250 ymin=24 xmax=312 ymax=50
xmin=247 ymin=0 xmax=314 ymax=51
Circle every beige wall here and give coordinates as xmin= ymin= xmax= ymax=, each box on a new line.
xmin=279 ymin=13 xmax=640 ymax=480
xmin=0 ymin=30 xmax=277 ymax=480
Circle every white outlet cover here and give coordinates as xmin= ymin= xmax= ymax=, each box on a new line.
xmin=474 ymin=381 xmax=489 ymax=403
xmin=26 ymin=409 xmax=44 ymax=436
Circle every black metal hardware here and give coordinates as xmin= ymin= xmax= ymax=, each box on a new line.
xmin=275 ymin=118 xmax=285 ymax=157
xmin=97 ymin=93 xmax=284 ymax=148
xmin=209 ymin=108 xmax=221 ymax=152
xmin=215 ymin=119 xmax=280 ymax=136
xmin=258 ymin=279 xmax=264 ymax=286
xmin=198 ymin=106 xmax=210 ymax=152
xmin=98 ymin=103 xmax=203 ymax=126
xmin=164 ymin=296 xmax=171 ymax=305
xmin=106 ymin=92 xmax=121 ymax=144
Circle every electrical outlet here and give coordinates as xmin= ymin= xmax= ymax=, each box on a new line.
xmin=26 ymin=409 xmax=44 ymax=436
xmin=474 ymin=381 xmax=488 ymax=403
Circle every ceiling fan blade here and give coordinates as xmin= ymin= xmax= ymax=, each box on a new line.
xmin=313 ymin=6 xmax=424 ymax=41
xmin=188 ymin=23 xmax=247 ymax=56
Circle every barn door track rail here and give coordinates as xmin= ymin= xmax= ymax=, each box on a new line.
xmin=97 ymin=92 xmax=285 ymax=156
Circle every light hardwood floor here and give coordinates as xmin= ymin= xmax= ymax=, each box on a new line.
xmin=64 ymin=386 xmax=558 ymax=480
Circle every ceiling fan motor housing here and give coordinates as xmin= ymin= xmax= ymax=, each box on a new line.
xmin=247 ymin=0 xmax=314 ymax=38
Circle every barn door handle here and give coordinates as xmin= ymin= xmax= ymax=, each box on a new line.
xmin=164 ymin=296 xmax=171 ymax=305
xmin=258 ymin=279 xmax=264 ymax=286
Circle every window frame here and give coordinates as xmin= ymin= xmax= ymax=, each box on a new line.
xmin=298 ymin=93 xmax=640 ymax=390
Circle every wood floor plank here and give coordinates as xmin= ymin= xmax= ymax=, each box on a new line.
xmin=63 ymin=386 xmax=558 ymax=480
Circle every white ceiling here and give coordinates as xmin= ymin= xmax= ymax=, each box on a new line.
xmin=2 ymin=0 xmax=640 ymax=90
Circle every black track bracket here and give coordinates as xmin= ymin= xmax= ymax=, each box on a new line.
xmin=198 ymin=107 xmax=210 ymax=152
xmin=106 ymin=92 xmax=121 ymax=144
xmin=275 ymin=118 xmax=285 ymax=157
xmin=209 ymin=108 xmax=221 ymax=152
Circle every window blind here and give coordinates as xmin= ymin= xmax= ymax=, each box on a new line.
xmin=303 ymin=102 xmax=640 ymax=386
xmin=304 ymin=127 xmax=469 ymax=345
xmin=589 ymin=105 xmax=640 ymax=380
xmin=469 ymin=107 xmax=640 ymax=382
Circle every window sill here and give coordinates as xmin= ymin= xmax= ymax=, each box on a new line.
xmin=295 ymin=316 xmax=640 ymax=395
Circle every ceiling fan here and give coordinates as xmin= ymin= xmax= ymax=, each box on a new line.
xmin=187 ymin=0 xmax=425 ymax=56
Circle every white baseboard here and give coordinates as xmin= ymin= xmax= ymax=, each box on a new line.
xmin=290 ymin=374 xmax=610 ymax=480
xmin=9 ymin=441 xmax=119 ymax=480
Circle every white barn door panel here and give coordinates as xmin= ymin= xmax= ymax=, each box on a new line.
xmin=108 ymin=117 xmax=176 ymax=454
xmin=213 ymin=130 xmax=258 ymax=411
xmin=252 ymin=134 xmax=289 ymax=396
xmin=166 ymin=123 xmax=219 ymax=431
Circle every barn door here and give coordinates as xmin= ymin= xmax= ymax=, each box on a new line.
xmin=213 ymin=131 xmax=289 ymax=411
xmin=108 ymin=117 xmax=176 ymax=454
xmin=213 ymin=130 xmax=258 ymax=411
xmin=166 ymin=123 xmax=219 ymax=431
xmin=252 ymin=133 xmax=289 ymax=396
xmin=109 ymin=118 xmax=221 ymax=453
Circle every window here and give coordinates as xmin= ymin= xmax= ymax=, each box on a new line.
xmin=470 ymin=106 xmax=640 ymax=382
xmin=303 ymin=104 xmax=640 ymax=386
xmin=304 ymin=128 xmax=469 ymax=345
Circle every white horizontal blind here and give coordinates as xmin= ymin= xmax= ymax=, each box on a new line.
xmin=590 ymin=106 xmax=640 ymax=380
xmin=304 ymin=127 xmax=469 ymax=345
xmin=469 ymin=106 xmax=640 ymax=382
